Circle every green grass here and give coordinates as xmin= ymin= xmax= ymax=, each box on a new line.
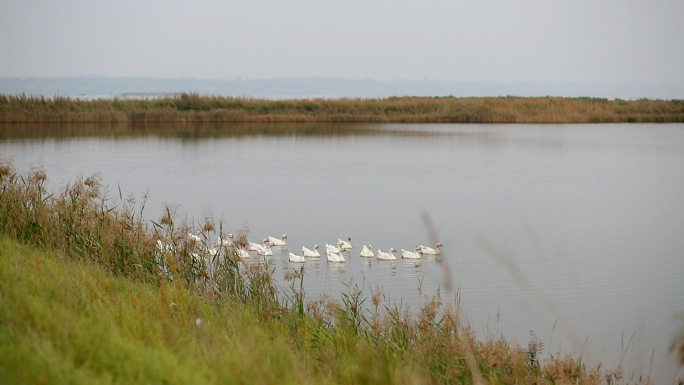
xmin=1 ymin=93 xmax=683 ymax=123
xmin=0 ymin=159 xmax=649 ymax=384
xmin=0 ymin=236 xmax=320 ymax=384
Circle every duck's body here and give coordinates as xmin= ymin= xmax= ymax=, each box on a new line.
xmin=215 ymin=234 xmax=234 ymax=248
xmin=157 ymin=239 xmax=171 ymax=253
xmin=360 ymin=245 xmax=374 ymax=258
xmin=326 ymin=250 xmax=346 ymax=263
xmin=337 ymin=237 xmax=353 ymax=250
xmin=377 ymin=248 xmax=398 ymax=260
xmin=419 ymin=243 xmax=444 ymax=255
xmin=401 ymin=247 xmax=422 ymax=259
xmin=268 ymin=234 xmax=288 ymax=246
xmin=236 ymin=248 xmax=251 ymax=259
xmin=187 ymin=232 xmax=202 ymax=243
xmin=302 ymin=244 xmax=321 ymax=257
xmin=326 ymin=243 xmax=341 ymax=254
xmin=257 ymin=243 xmax=274 ymax=256
xmin=248 ymin=238 xmax=269 ymax=251
xmin=289 ymin=252 xmax=306 ymax=263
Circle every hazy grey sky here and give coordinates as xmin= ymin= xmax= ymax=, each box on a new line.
xmin=1 ymin=0 xmax=683 ymax=85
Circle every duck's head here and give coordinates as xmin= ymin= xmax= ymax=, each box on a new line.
xmin=314 ymin=244 xmax=320 ymax=249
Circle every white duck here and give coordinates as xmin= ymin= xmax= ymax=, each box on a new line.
xmin=376 ymin=248 xmax=398 ymax=260
xmin=419 ymin=243 xmax=444 ymax=255
xmin=289 ymin=251 xmax=306 ymax=263
xmin=215 ymin=234 xmax=235 ymax=248
xmin=326 ymin=249 xmax=346 ymax=263
xmin=302 ymin=244 xmax=321 ymax=257
xmin=187 ymin=232 xmax=203 ymax=243
xmin=156 ymin=239 xmax=172 ymax=253
xmin=326 ymin=243 xmax=341 ymax=254
xmin=360 ymin=245 xmax=374 ymax=258
xmin=337 ymin=236 xmax=353 ymax=250
xmin=401 ymin=247 xmax=422 ymax=259
xmin=236 ymin=246 xmax=250 ymax=259
xmin=248 ymin=237 xmax=269 ymax=251
xmin=268 ymin=234 xmax=288 ymax=246
xmin=257 ymin=243 xmax=274 ymax=256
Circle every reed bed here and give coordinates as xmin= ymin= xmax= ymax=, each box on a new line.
xmin=0 ymin=159 xmax=659 ymax=384
xmin=1 ymin=93 xmax=683 ymax=123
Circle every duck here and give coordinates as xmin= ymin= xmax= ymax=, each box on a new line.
xmin=289 ymin=251 xmax=306 ymax=263
xmin=326 ymin=249 xmax=346 ymax=263
xmin=376 ymin=248 xmax=398 ymax=260
xmin=326 ymin=243 xmax=341 ymax=254
xmin=236 ymin=246 xmax=250 ymax=259
xmin=187 ymin=232 xmax=203 ymax=243
xmin=156 ymin=239 xmax=172 ymax=253
xmin=337 ymin=236 xmax=353 ymax=250
xmin=360 ymin=245 xmax=374 ymax=258
xmin=215 ymin=234 xmax=235 ymax=248
xmin=419 ymin=243 xmax=444 ymax=255
xmin=268 ymin=234 xmax=288 ymax=246
xmin=248 ymin=237 xmax=269 ymax=251
xmin=401 ymin=247 xmax=422 ymax=259
xmin=302 ymin=244 xmax=321 ymax=257
xmin=257 ymin=242 xmax=274 ymax=256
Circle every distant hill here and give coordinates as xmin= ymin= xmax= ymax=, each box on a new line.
xmin=1 ymin=76 xmax=682 ymax=100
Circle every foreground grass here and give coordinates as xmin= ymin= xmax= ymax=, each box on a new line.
xmin=1 ymin=93 xmax=683 ymax=123
xmin=0 ymin=160 xmax=644 ymax=384
xmin=0 ymin=237 xmax=320 ymax=384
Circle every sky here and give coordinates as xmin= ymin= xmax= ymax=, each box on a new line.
xmin=1 ymin=0 xmax=683 ymax=86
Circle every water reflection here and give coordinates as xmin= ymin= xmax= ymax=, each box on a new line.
xmin=0 ymin=122 xmax=442 ymax=140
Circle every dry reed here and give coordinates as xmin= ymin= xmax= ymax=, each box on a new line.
xmin=1 ymin=93 xmax=683 ymax=123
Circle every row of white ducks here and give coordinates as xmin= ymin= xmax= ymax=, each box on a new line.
xmin=183 ymin=231 xmax=442 ymax=264
xmin=356 ymin=243 xmax=444 ymax=260
xmin=290 ymin=241 xmax=443 ymax=263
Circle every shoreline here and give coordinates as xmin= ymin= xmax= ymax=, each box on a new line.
xmin=1 ymin=93 xmax=683 ymax=123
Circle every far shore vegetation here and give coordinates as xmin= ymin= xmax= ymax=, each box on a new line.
xmin=3 ymin=159 xmax=676 ymax=384
xmin=1 ymin=93 xmax=683 ymax=124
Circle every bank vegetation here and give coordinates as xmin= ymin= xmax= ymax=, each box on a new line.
xmin=1 ymin=93 xmax=683 ymax=123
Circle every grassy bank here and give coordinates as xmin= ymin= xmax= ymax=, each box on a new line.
xmin=1 ymin=93 xmax=683 ymax=123
xmin=0 ymin=160 xmax=644 ymax=384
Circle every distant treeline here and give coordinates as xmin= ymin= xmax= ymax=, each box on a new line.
xmin=1 ymin=93 xmax=683 ymax=123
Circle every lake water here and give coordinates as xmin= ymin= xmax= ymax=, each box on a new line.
xmin=2 ymin=122 xmax=683 ymax=382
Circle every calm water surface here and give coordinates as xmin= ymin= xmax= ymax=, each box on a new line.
xmin=2 ymin=122 xmax=683 ymax=382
